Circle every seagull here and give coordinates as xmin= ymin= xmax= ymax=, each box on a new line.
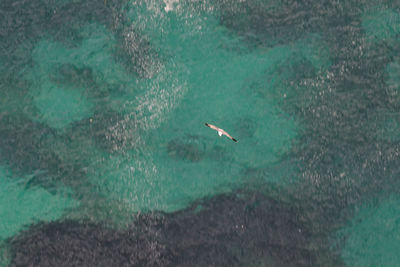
xmin=205 ymin=123 xmax=237 ymax=142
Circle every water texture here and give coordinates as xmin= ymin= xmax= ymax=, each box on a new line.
xmin=0 ymin=0 xmax=400 ymax=266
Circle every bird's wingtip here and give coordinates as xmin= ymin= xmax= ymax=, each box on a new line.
xmin=232 ymin=138 xmax=238 ymax=142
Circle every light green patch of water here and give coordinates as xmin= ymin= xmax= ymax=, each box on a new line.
xmin=0 ymin=165 xmax=77 ymax=240
xmin=89 ymin=144 xmax=244 ymax=212
xmin=83 ymin=1 xmax=331 ymax=212
xmin=362 ymin=8 xmax=400 ymax=41
xmin=339 ymin=196 xmax=400 ymax=267
xmin=33 ymin=84 xmax=92 ymax=129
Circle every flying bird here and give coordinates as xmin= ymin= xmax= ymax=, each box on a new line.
xmin=205 ymin=123 xmax=237 ymax=142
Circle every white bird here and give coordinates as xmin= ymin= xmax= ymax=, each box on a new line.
xmin=205 ymin=123 xmax=237 ymax=142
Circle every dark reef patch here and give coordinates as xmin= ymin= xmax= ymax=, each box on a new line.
xmin=0 ymin=112 xmax=57 ymax=174
xmin=0 ymin=0 xmax=49 ymax=50
xmin=294 ymin=35 xmax=400 ymax=189
xmin=268 ymin=5 xmax=400 ymax=233
xmin=163 ymin=192 xmax=317 ymax=267
xmin=9 ymin=219 xmax=171 ymax=267
xmin=213 ymin=0 xmax=399 ymax=48
xmin=215 ymin=0 xmax=312 ymax=46
xmin=9 ymin=191 xmax=341 ymax=266
xmin=49 ymin=0 xmax=126 ymax=30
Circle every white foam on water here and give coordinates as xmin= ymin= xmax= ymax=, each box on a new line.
xmin=98 ymin=64 xmax=188 ymax=210
xmin=163 ymin=0 xmax=179 ymax=12
xmin=135 ymin=84 xmax=186 ymax=131
xmin=97 ymin=75 xmax=186 ymax=154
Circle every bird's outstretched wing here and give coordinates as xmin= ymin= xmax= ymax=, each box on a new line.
xmin=221 ymin=130 xmax=237 ymax=142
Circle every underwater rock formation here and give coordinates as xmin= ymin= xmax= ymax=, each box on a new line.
xmin=275 ymin=8 xmax=400 ymax=230
xmin=214 ymin=0 xmax=396 ymax=47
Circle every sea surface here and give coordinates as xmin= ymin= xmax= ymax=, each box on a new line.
xmin=0 ymin=0 xmax=400 ymax=266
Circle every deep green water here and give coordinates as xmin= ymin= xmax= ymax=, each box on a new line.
xmin=0 ymin=0 xmax=400 ymax=266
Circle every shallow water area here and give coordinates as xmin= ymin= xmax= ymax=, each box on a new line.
xmin=0 ymin=165 xmax=77 ymax=240
xmin=1 ymin=0 xmax=400 ymax=266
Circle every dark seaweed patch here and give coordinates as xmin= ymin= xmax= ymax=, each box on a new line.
xmin=213 ymin=0 xmax=398 ymax=48
xmin=9 ymin=191 xmax=340 ymax=266
xmin=9 ymin=219 xmax=172 ymax=267
xmin=0 ymin=112 xmax=57 ymax=174
xmin=0 ymin=0 xmax=49 ymax=49
xmin=165 ymin=192 xmax=317 ymax=266
xmin=215 ymin=0 xmax=312 ymax=46
xmin=274 ymin=13 xmax=400 ymax=228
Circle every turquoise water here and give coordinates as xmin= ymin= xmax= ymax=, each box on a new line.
xmin=1 ymin=0 xmax=400 ymax=265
